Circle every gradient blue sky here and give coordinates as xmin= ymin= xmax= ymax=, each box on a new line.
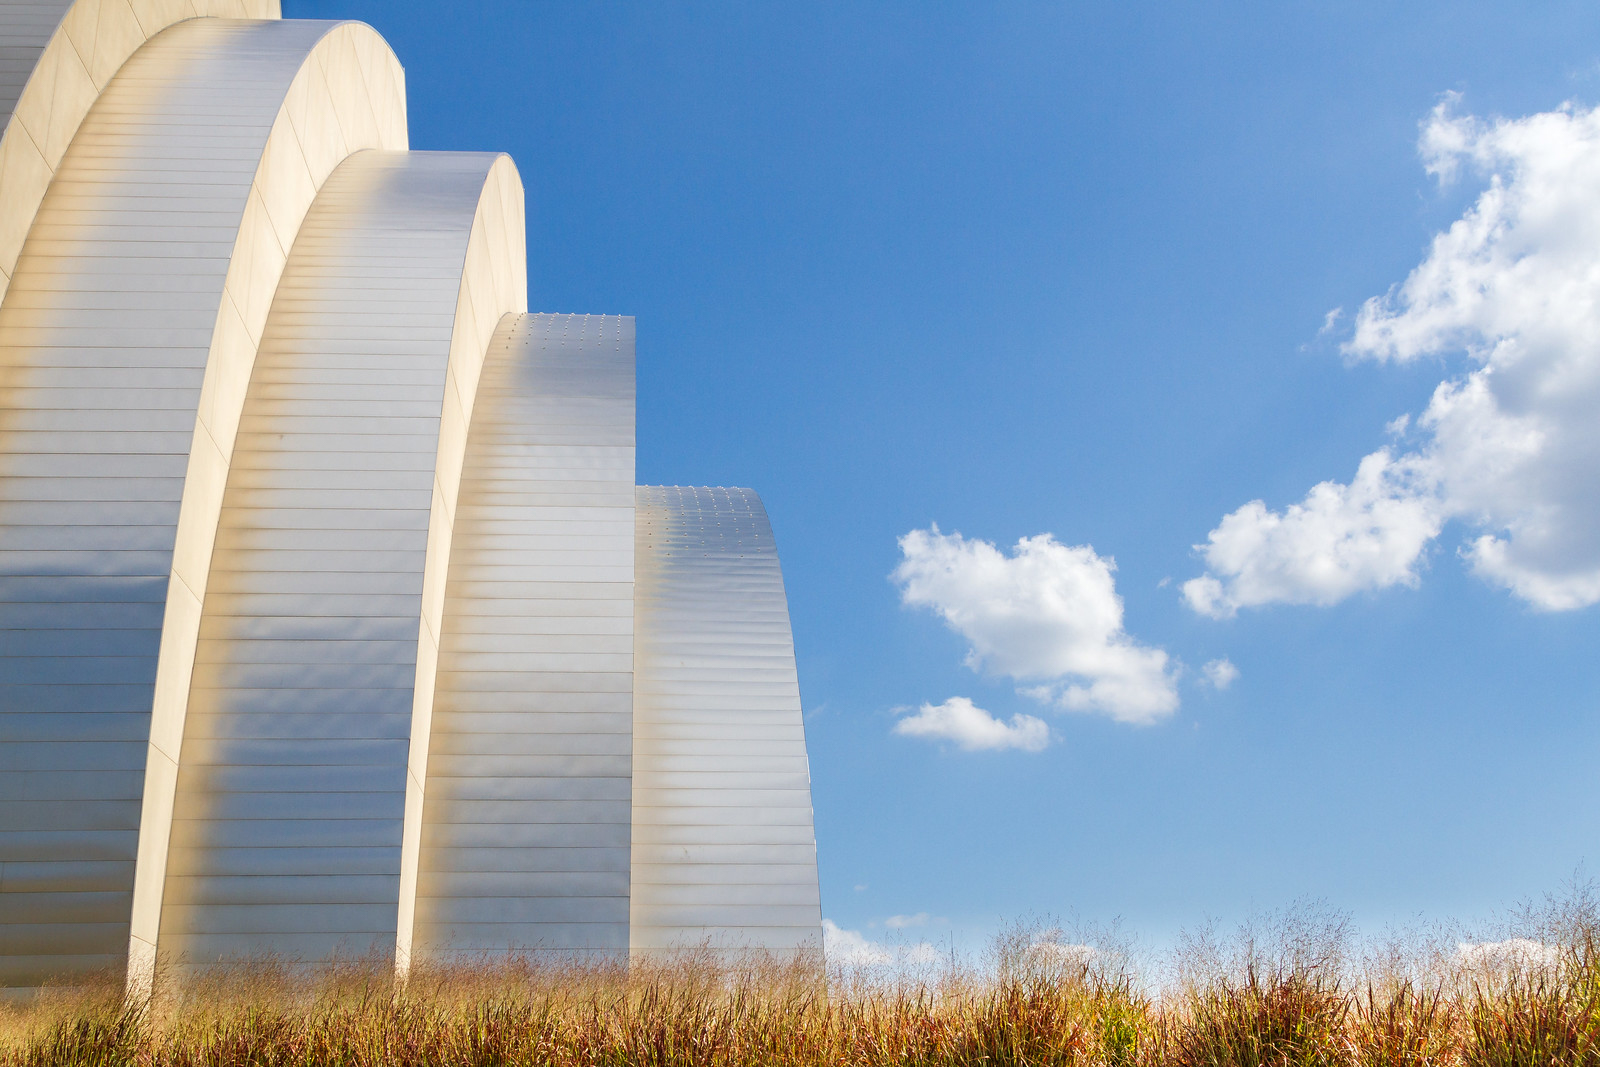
xmin=288 ymin=0 xmax=1600 ymax=951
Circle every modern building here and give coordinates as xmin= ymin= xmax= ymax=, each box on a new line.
xmin=0 ymin=1 xmax=820 ymax=993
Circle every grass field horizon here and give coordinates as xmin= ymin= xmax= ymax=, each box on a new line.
xmin=5 ymin=881 xmax=1598 ymax=1065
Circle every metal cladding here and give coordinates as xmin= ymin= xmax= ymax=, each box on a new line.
xmin=0 ymin=14 xmax=405 ymax=987
xmin=159 ymin=150 xmax=525 ymax=970
xmin=0 ymin=0 xmax=285 ymax=308
xmin=0 ymin=3 xmax=818 ymax=993
xmin=415 ymin=313 xmax=636 ymax=959
xmin=633 ymin=487 xmax=821 ymax=952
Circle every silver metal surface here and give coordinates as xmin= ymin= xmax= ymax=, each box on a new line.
xmin=0 ymin=2 xmax=282 ymax=146
xmin=158 ymin=150 xmax=511 ymax=969
xmin=0 ymin=17 xmax=386 ymax=989
xmin=414 ymin=312 xmax=636 ymax=958
xmin=631 ymin=486 xmax=821 ymax=953
xmin=0 ymin=6 xmax=823 ymax=983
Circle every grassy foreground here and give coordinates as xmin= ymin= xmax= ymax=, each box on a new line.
xmin=3 ymin=892 xmax=1598 ymax=1066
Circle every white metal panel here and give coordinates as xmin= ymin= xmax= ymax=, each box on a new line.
xmin=0 ymin=17 xmax=400 ymax=990
xmin=158 ymin=151 xmax=516 ymax=970
xmin=631 ymin=486 xmax=821 ymax=953
xmin=0 ymin=0 xmax=284 ymax=311
xmin=414 ymin=312 xmax=636 ymax=958
xmin=0 ymin=5 xmax=826 ymax=985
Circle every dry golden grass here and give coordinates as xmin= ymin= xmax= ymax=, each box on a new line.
xmin=3 ymin=889 xmax=1598 ymax=1066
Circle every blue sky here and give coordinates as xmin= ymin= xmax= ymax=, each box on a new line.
xmin=289 ymin=0 xmax=1600 ymax=953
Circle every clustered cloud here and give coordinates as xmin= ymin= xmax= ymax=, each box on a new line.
xmin=893 ymin=697 xmax=1049 ymax=752
xmin=894 ymin=527 xmax=1180 ymax=724
xmin=1188 ymin=97 xmax=1600 ymax=615
xmin=887 ymin=95 xmax=1600 ymax=753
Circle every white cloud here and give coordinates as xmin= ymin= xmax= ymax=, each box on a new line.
xmin=822 ymin=920 xmax=943 ymax=969
xmin=894 ymin=527 xmax=1179 ymax=723
xmin=1000 ymin=930 xmax=1110 ymax=981
xmin=1183 ymin=450 xmax=1442 ymax=618
xmin=1029 ymin=939 xmax=1100 ymax=969
xmin=1455 ymin=938 xmax=1560 ymax=975
xmin=822 ymin=920 xmax=892 ymax=967
xmin=1190 ymin=98 xmax=1600 ymax=613
xmin=893 ymin=697 xmax=1049 ymax=752
xmin=885 ymin=912 xmax=930 ymax=929
xmin=1201 ymin=658 xmax=1240 ymax=690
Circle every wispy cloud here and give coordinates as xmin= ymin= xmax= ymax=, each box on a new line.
xmin=894 ymin=527 xmax=1178 ymax=723
xmin=893 ymin=697 xmax=1049 ymax=752
xmin=1201 ymin=658 xmax=1239 ymax=690
xmin=1189 ymin=97 xmax=1600 ymax=614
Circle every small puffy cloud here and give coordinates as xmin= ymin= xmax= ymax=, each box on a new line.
xmin=822 ymin=920 xmax=942 ymax=970
xmin=885 ymin=912 xmax=930 ymax=929
xmin=1456 ymin=938 xmax=1560 ymax=975
xmin=1190 ymin=98 xmax=1600 ymax=614
xmin=1029 ymin=939 xmax=1100 ymax=969
xmin=1183 ymin=451 xmax=1442 ymax=618
xmin=1201 ymin=658 xmax=1239 ymax=690
xmin=894 ymin=527 xmax=1178 ymax=723
xmin=1001 ymin=929 xmax=1113 ymax=982
xmin=893 ymin=697 xmax=1049 ymax=752
xmin=822 ymin=920 xmax=892 ymax=967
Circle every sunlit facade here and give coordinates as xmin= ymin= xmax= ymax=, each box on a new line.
xmin=0 ymin=0 xmax=819 ymax=992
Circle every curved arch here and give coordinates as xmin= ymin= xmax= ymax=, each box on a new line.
xmin=394 ymin=157 xmax=528 ymax=971
xmin=631 ymin=486 xmax=822 ymax=954
xmin=154 ymin=150 xmax=525 ymax=975
xmin=410 ymin=313 xmax=637 ymax=962
xmin=0 ymin=16 xmax=404 ymax=991
xmin=0 ymin=0 xmax=286 ymax=310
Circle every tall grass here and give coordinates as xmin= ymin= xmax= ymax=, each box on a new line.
xmin=4 ymin=888 xmax=1598 ymax=1066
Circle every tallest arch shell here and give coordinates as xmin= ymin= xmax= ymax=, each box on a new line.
xmin=0 ymin=0 xmax=284 ymax=311
xmin=0 ymin=14 xmax=407 ymax=988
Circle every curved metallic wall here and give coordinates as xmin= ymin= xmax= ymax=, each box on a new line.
xmin=631 ymin=487 xmax=821 ymax=953
xmin=0 ymin=16 xmax=404 ymax=988
xmin=413 ymin=312 xmax=636 ymax=959
xmin=0 ymin=0 xmax=283 ymax=309
xmin=159 ymin=150 xmax=523 ymax=970
xmin=0 ymin=3 xmax=819 ymax=991
xmin=394 ymin=149 xmax=529 ymax=970
xmin=126 ymin=19 xmax=407 ymax=985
